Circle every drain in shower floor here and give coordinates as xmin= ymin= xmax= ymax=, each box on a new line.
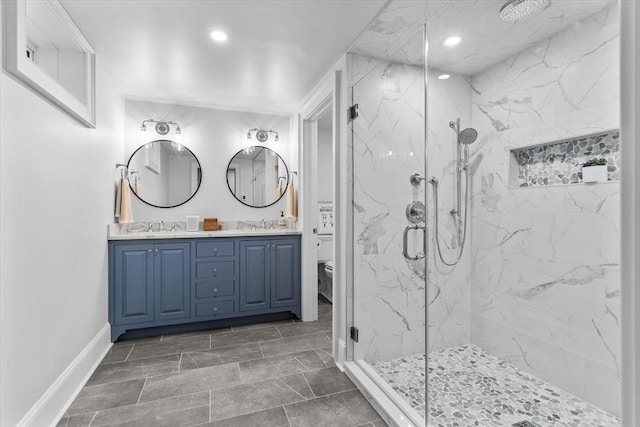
xmin=512 ymin=422 xmax=541 ymax=427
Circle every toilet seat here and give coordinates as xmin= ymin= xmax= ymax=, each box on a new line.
xmin=325 ymin=261 xmax=333 ymax=271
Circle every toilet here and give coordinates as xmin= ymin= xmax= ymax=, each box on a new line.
xmin=317 ymin=235 xmax=333 ymax=301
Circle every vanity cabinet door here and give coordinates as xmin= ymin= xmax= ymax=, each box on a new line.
xmin=154 ymin=243 xmax=190 ymax=321
xmin=270 ymin=238 xmax=300 ymax=308
xmin=113 ymin=244 xmax=154 ymax=325
xmin=239 ymin=240 xmax=270 ymax=311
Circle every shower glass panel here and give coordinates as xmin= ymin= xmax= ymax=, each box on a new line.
xmin=425 ymin=1 xmax=621 ymax=426
xmin=347 ymin=18 xmax=427 ymax=423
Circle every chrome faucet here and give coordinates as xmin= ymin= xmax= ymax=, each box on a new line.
xmin=150 ymin=220 xmax=165 ymax=232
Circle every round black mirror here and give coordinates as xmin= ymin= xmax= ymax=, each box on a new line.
xmin=226 ymin=146 xmax=289 ymax=208
xmin=127 ymin=139 xmax=202 ymax=208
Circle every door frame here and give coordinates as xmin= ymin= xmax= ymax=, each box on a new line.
xmin=298 ymin=57 xmax=348 ymax=367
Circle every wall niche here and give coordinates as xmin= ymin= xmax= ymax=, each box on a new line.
xmin=509 ymin=130 xmax=620 ymax=188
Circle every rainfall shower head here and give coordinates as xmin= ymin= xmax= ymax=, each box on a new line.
xmin=500 ymin=0 xmax=549 ymax=21
xmin=459 ymin=128 xmax=478 ymax=145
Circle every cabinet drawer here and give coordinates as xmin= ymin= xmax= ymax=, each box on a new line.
xmin=195 ymin=261 xmax=235 ymax=279
xmin=196 ymin=300 xmax=235 ymax=317
xmin=196 ymin=241 xmax=235 ymax=258
xmin=195 ymin=281 xmax=235 ymax=299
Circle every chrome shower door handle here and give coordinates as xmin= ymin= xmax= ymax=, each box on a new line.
xmin=403 ymin=224 xmax=426 ymax=260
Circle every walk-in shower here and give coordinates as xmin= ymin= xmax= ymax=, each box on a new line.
xmin=345 ymin=1 xmax=622 ymax=426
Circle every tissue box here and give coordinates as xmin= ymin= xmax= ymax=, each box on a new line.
xmin=186 ymin=215 xmax=200 ymax=232
xmin=204 ymin=218 xmax=219 ymax=231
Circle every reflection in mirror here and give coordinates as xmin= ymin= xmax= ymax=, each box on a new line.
xmin=227 ymin=146 xmax=289 ymax=208
xmin=127 ymin=140 xmax=202 ymax=208
xmin=26 ymin=1 xmax=87 ymax=102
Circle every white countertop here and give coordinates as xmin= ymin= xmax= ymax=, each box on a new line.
xmin=108 ymin=226 xmax=302 ymax=240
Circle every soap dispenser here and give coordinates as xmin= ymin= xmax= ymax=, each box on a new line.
xmin=279 ymin=211 xmax=288 ymax=229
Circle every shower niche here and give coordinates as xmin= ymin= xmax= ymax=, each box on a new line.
xmin=509 ymin=129 xmax=621 ymax=188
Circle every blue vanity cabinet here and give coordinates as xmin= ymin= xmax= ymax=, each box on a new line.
xmin=270 ymin=238 xmax=300 ymax=308
xmin=110 ymin=241 xmax=191 ymax=340
xmin=154 ymin=243 xmax=191 ymax=321
xmin=239 ymin=237 xmax=300 ymax=312
xmin=192 ymin=238 xmax=239 ymax=320
xmin=239 ymin=240 xmax=270 ymax=312
xmin=113 ymin=243 xmax=154 ymax=326
xmin=109 ymin=234 xmax=300 ymax=341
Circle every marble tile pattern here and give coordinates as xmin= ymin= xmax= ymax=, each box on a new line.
xmin=347 ymin=53 xmax=426 ymax=363
xmin=467 ymin=3 xmax=621 ymax=415
xmin=425 ymin=346 xmax=620 ymax=427
xmin=58 ymin=300 xmax=388 ymax=427
xmin=514 ymin=130 xmax=620 ymax=187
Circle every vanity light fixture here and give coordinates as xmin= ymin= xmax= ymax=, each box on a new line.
xmin=140 ymin=119 xmax=182 ymax=136
xmin=438 ymin=74 xmax=451 ymax=80
xmin=209 ymin=30 xmax=228 ymax=43
xmin=247 ymin=128 xmax=279 ymax=143
xmin=444 ymin=36 xmax=461 ymax=47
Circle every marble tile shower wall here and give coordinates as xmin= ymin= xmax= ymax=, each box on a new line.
xmin=468 ymin=3 xmax=620 ymax=416
xmin=425 ymin=70 xmax=473 ymax=352
xmin=347 ymin=54 xmax=426 ymax=363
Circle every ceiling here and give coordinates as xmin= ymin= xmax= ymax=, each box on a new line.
xmin=61 ymin=0 xmax=387 ymax=113
xmin=351 ymin=0 xmax=615 ymax=76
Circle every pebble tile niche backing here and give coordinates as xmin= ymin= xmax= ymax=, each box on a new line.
xmin=512 ymin=130 xmax=620 ymax=188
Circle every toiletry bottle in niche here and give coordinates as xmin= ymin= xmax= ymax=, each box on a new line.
xmin=279 ymin=211 xmax=287 ymax=229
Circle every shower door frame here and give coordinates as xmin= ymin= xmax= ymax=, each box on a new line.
xmin=620 ymin=1 xmax=640 ymax=425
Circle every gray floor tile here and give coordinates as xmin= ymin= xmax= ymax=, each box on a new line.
xmin=259 ymin=333 xmax=332 ymax=358
xmin=102 ymin=345 xmax=134 ymax=364
xmin=203 ymin=406 xmax=289 ymax=427
xmin=303 ymin=367 xmax=356 ymax=397
xmin=87 ymin=354 xmax=180 ymax=386
xmin=91 ymin=391 xmax=209 ymax=426
xmin=276 ymin=320 xmax=332 ymax=338
xmin=210 ymin=327 xmax=282 ymax=349
xmin=56 ymin=412 xmax=95 ymax=427
xmin=139 ymin=363 xmax=240 ymax=403
xmin=284 ymin=389 xmax=380 ymax=427
xmin=180 ymin=342 xmax=263 ymax=371
xmin=160 ymin=327 xmax=232 ymax=341
xmin=316 ymin=347 xmax=336 ymax=368
xmin=127 ymin=335 xmax=210 ymax=361
xmin=280 ymin=373 xmax=316 ymax=399
xmin=232 ymin=319 xmax=295 ymax=331
xmin=109 ymin=405 xmax=209 ymax=427
xmin=67 ymin=379 xmax=145 ymax=415
xmin=356 ymin=421 xmax=388 ymax=427
xmin=113 ymin=336 xmax=161 ymax=346
xmin=239 ymin=350 xmax=325 ymax=383
xmin=209 ymin=377 xmax=306 ymax=421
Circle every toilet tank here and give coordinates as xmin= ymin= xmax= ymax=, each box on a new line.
xmin=317 ymin=235 xmax=333 ymax=262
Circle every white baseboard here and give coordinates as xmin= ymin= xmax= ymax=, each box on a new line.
xmin=17 ymin=323 xmax=112 ymax=427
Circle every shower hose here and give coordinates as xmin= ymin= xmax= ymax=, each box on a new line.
xmin=430 ymin=159 xmax=470 ymax=266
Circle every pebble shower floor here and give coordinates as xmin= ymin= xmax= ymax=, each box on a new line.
xmin=371 ymin=345 xmax=620 ymax=427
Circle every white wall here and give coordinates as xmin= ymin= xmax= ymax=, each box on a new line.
xmin=0 ymin=63 xmax=124 ymax=427
xmin=317 ymin=126 xmax=333 ymax=203
xmin=123 ymin=99 xmax=295 ymax=223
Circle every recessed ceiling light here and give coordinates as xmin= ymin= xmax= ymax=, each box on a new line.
xmin=444 ymin=36 xmax=461 ymax=47
xmin=438 ymin=74 xmax=451 ymax=80
xmin=209 ymin=30 xmax=228 ymax=43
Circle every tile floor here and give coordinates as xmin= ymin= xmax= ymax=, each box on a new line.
xmin=58 ymin=299 xmax=388 ymax=427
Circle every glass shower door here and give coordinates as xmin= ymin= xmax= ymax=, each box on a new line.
xmin=347 ymin=26 xmax=427 ymax=421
